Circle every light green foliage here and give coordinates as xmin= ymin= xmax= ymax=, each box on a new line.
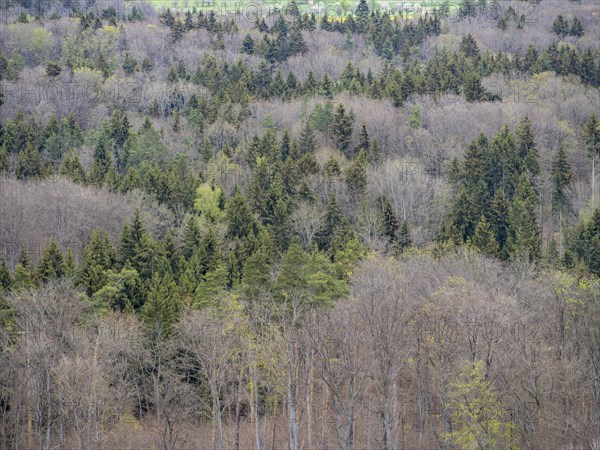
xmin=445 ymin=361 xmax=519 ymax=450
xmin=195 ymin=182 xmax=225 ymax=222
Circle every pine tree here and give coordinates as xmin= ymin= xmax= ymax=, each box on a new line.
xmin=507 ymin=175 xmax=540 ymax=261
xmin=397 ymin=220 xmax=412 ymax=252
xmin=515 ymin=116 xmax=540 ymax=177
xmin=381 ymin=197 xmax=399 ymax=245
xmin=332 ymin=103 xmax=353 ymax=156
xmin=583 ymin=113 xmax=600 ymax=204
xmin=552 ymin=15 xmax=569 ymax=37
xmin=15 ymin=143 xmax=43 ymax=180
xmin=59 ymin=152 xmax=86 ymax=183
xmin=459 ymin=34 xmax=480 ymax=59
xmin=142 ymin=273 xmax=180 ymax=339
xmin=37 ymin=237 xmax=64 ymax=282
xmin=79 ymin=230 xmax=116 ymax=295
xmin=122 ymin=53 xmax=138 ymax=75
xmin=345 ymin=154 xmax=367 ymax=198
xmin=551 ymin=145 xmax=574 ymax=216
xmin=226 ymin=190 xmax=257 ymax=239
xmin=470 ymin=215 xmax=500 ymax=256
xmin=119 ymin=210 xmax=146 ymax=265
xmin=0 ymin=257 xmax=12 ymax=291
xmin=570 ymin=16 xmax=584 ymax=37
xmin=299 ymin=121 xmax=317 ymax=154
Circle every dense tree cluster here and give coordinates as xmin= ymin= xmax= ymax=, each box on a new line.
xmin=0 ymin=0 xmax=599 ymax=447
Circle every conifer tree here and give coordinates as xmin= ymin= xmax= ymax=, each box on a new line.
xmin=119 ymin=210 xmax=146 ymax=265
xmin=142 ymin=273 xmax=180 ymax=340
xmin=515 ymin=116 xmax=540 ymax=177
xmin=345 ymin=154 xmax=367 ymax=198
xmin=0 ymin=257 xmax=12 ymax=291
xmin=299 ymin=121 xmax=317 ymax=154
xmin=551 ymin=145 xmax=574 ymax=217
xmin=470 ymin=216 xmax=500 ymax=256
xmin=570 ymin=16 xmax=584 ymax=37
xmin=507 ymin=175 xmax=540 ymax=261
xmin=77 ymin=229 xmax=116 ymax=296
xmin=15 ymin=143 xmax=43 ymax=180
xmin=381 ymin=197 xmax=399 ymax=245
xmin=37 ymin=237 xmax=64 ymax=282
xmin=194 ymin=263 xmax=228 ymax=308
xmin=583 ymin=113 xmax=600 ymax=203
xmin=226 ymin=190 xmax=257 ymax=239
xmin=332 ymin=103 xmax=353 ymax=156
xmin=397 ymin=220 xmax=412 ymax=252
xmin=59 ymin=152 xmax=86 ymax=183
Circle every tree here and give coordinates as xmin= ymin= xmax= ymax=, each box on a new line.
xmin=464 ymin=73 xmax=485 ymax=102
xmin=506 ymin=175 xmax=540 ymax=261
xmin=445 ymin=361 xmax=518 ymax=449
xmin=570 ymin=16 xmax=584 ymax=37
xmin=552 ymin=15 xmax=569 ymax=37
xmin=242 ymin=34 xmax=255 ymax=54
xmin=583 ymin=113 xmax=600 ymax=204
xmin=142 ymin=273 xmax=180 ymax=340
xmin=226 ymin=190 xmax=257 ymax=239
xmin=0 ymin=257 xmax=12 ymax=291
xmin=332 ymin=103 xmax=353 ymax=156
xmin=345 ymin=155 xmax=367 ymax=198
xmin=45 ymin=61 xmax=61 ymax=77
xmin=551 ymin=145 xmax=574 ymax=217
xmin=15 ymin=143 xmax=43 ymax=180
xmin=459 ymin=34 xmax=480 ymax=59
xmin=299 ymin=121 xmax=317 ymax=155
xmin=470 ymin=216 xmax=500 ymax=256
xmin=37 ymin=238 xmax=64 ymax=282
xmin=515 ymin=116 xmax=540 ymax=177
xmin=381 ymin=197 xmax=399 ymax=246
xmin=78 ymin=230 xmax=116 ymax=296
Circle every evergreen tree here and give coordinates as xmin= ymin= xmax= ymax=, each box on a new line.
xmin=242 ymin=34 xmax=255 ymax=54
xmin=226 ymin=190 xmax=257 ymax=239
xmin=77 ymin=229 xmax=116 ymax=296
xmin=570 ymin=16 xmax=584 ymax=37
xmin=583 ymin=113 xmax=600 ymax=203
xmin=332 ymin=103 xmax=353 ymax=156
xmin=119 ymin=210 xmax=146 ymax=265
xmin=506 ymin=175 xmax=540 ymax=261
xmin=59 ymin=152 xmax=86 ymax=183
xmin=397 ymin=220 xmax=412 ymax=252
xmin=551 ymin=145 xmax=574 ymax=216
xmin=15 ymin=143 xmax=43 ymax=180
xmin=515 ymin=116 xmax=540 ymax=177
xmin=0 ymin=257 xmax=12 ymax=291
xmin=194 ymin=263 xmax=228 ymax=308
xmin=552 ymin=15 xmax=569 ymax=37
xmin=470 ymin=215 xmax=500 ymax=256
xmin=569 ymin=207 xmax=600 ymax=275
xmin=142 ymin=273 xmax=180 ymax=339
xmin=299 ymin=121 xmax=317 ymax=154
xmin=345 ymin=154 xmax=367 ymax=198
xmin=37 ymin=237 xmax=64 ymax=282
xmin=381 ymin=196 xmax=399 ymax=245
xmin=459 ymin=34 xmax=480 ymax=59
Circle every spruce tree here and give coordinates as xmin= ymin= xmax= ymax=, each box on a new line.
xmin=515 ymin=116 xmax=540 ymax=177
xmin=381 ymin=196 xmax=399 ymax=245
xmin=507 ymin=175 xmax=540 ymax=261
xmin=142 ymin=273 xmax=180 ymax=340
xmin=583 ymin=113 xmax=600 ymax=203
xmin=470 ymin=215 xmax=500 ymax=256
xmin=194 ymin=263 xmax=228 ymax=308
xmin=299 ymin=121 xmax=317 ymax=154
xmin=332 ymin=103 xmax=353 ymax=156
xmin=551 ymin=145 xmax=574 ymax=216
xmin=37 ymin=237 xmax=64 ymax=282
xmin=0 ymin=257 xmax=12 ymax=291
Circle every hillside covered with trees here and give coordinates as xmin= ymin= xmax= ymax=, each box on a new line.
xmin=0 ymin=0 xmax=599 ymax=448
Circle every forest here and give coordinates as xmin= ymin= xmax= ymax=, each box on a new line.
xmin=0 ymin=0 xmax=599 ymax=448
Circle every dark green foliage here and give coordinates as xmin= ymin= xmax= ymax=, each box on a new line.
xmin=569 ymin=208 xmax=600 ymax=275
xmin=551 ymin=145 xmax=574 ymax=216
xmin=37 ymin=238 xmax=64 ymax=282
xmin=506 ymin=175 xmax=540 ymax=261
xmin=332 ymin=103 xmax=353 ymax=156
